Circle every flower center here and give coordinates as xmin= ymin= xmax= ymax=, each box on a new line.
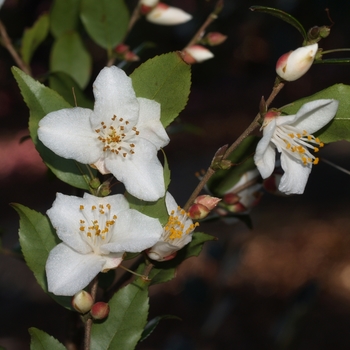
xmin=79 ymin=203 xmax=117 ymax=254
xmin=274 ymin=125 xmax=324 ymax=165
xmin=164 ymin=206 xmax=199 ymax=242
xmin=95 ymin=115 xmax=139 ymax=158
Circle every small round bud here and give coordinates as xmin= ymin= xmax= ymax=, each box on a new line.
xmin=146 ymin=3 xmax=192 ymax=26
xmin=89 ymin=177 xmax=101 ymax=190
xmin=72 ymin=290 xmax=93 ymax=314
xmin=90 ymin=302 xmax=110 ymax=320
xmin=114 ymin=43 xmax=129 ymax=54
xmin=205 ymin=32 xmax=228 ymax=46
xmin=188 ymin=203 xmax=210 ymax=220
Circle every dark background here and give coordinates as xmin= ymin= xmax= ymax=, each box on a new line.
xmin=2 ymin=0 xmax=350 ymax=349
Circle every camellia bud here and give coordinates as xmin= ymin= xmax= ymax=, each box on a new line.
xmin=205 ymin=32 xmax=228 ymax=46
xmin=276 ymin=43 xmax=318 ymax=81
xmin=90 ymin=302 xmax=110 ymax=320
xmin=194 ymin=195 xmax=221 ymax=211
xmin=146 ymin=3 xmax=192 ymax=26
xmin=182 ymin=45 xmax=214 ymax=64
xmin=72 ymin=290 xmax=93 ymax=314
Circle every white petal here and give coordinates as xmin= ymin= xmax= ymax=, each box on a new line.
xmin=137 ymin=97 xmax=170 ymax=149
xmin=38 ymin=107 xmax=101 ymax=164
xmin=92 ymin=66 xmax=139 ymax=127
xmin=101 ymin=209 xmax=163 ymax=253
xmin=101 ymin=253 xmax=124 ymax=271
xmin=279 ymin=152 xmax=312 ymax=194
xmin=46 ymin=243 xmax=105 ymax=296
xmin=47 ymin=193 xmax=92 ymax=254
xmin=147 ymin=241 xmax=179 ymax=261
xmin=290 ymin=99 xmax=338 ymax=134
xmin=184 ymin=45 xmax=214 ymax=63
xmin=82 ymin=192 xmax=130 ymax=213
xmin=146 ymin=4 xmax=192 ymax=25
xmin=105 ymin=139 xmax=165 ymax=201
xmin=254 ymin=120 xmax=277 ymax=179
xmin=165 ymin=191 xmax=178 ymax=213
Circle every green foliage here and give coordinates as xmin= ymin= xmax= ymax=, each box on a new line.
xmin=91 ymin=279 xmax=149 ymax=350
xmin=140 ymin=315 xmax=181 ymax=342
xmin=80 ymin=0 xmax=129 ymax=51
xmin=29 ymin=328 xmax=66 ymax=350
xmin=50 ymin=31 xmax=92 ymax=89
xmin=50 ymin=0 xmax=80 ymax=38
xmin=12 ymin=67 xmax=96 ymax=190
xmin=13 ymin=204 xmax=71 ymax=309
xmin=282 ymin=84 xmax=350 ymax=143
xmin=250 ymin=6 xmax=307 ymax=41
xmin=130 ymin=52 xmax=191 ymax=128
xmin=48 ymin=72 xmax=93 ymax=109
xmin=207 ymin=136 xmax=260 ymax=197
xmin=21 ymin=14 xmax=49 ymax=65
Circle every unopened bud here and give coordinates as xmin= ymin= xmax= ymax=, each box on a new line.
xmin=72 ymin=290 xmax=93 ymax=314
xmin=307 ymin=26 xmax=330 ymax=41
xmin=188 ymin=203 xmax=210 ymax=220
xmin=223 ymin=192 xmax=240 ymax=205
xmin=205 ymin=32 xmax=228 ymax=46
xmin=194 ymin=195 xmax=221 ymax=210
xmin=114 ymin=43 xmax=129 ymax=54
xmin=182 ymin=45 xmax=214 ymax=64
xmin=146 ymin=3 xmax=192 ymax=25
xmin=90 ymin=302 xmax=110 ymax=320
xmin=276 ymin=43 xmax=318 ymax=81
xmin=124 ymin=51 xmax=140 ymax=62
xmin=89 ymin=177 xmax=101 ymax=190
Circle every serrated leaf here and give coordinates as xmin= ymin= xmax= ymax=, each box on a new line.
xmin=21 ymin=14 xmax=49 ymax=65
xmin=140 ymin=315 xmax=181 ymax=342
xmin=207 ymin=136 xmax=260 ymax=196
xmin=29 ymin=328 xmax=66 ymax=350
xmin=282 ymin=84 xmax=350 ymax=143
xmin=13 ymin=204 xmax=72 ymax=309
xmin=49 ymin=71 xmax=93 ymax=109
xmin=91 ymin=279 xmax=149 ymax=350
xmin=130 ymin=52 xmax=191 ymax=128
xmin=50 ymin=31 xmax=92 ymax=89
xmin=12 ymin=66 xmax=95 ymax=190
xmin=250 ymin=6 xmax=307 ymax=41
xmin=80 ymin=0 xmax=129 ymax=51
xmin=50 ymin=0 xmax=80 ymax=38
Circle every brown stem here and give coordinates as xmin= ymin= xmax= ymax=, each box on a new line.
xmin=183 ymin=81 xmax=285 ymax=211
xmin=83 ymin=277 xmax=99 ymax=350
xmin=0 ymin=21 xmax=31 ymax=76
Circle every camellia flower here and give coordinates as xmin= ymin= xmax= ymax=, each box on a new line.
xmin=254 ymin=99 xmax=338 ymax=195
xmin=147 ymin=192 xmax=199 ymax=261
xmin=46 ymin=193 xmax=163 ymax=296
xmin=276 ymin=43 xmax=318 ymax=81
xmin=182 ymin=45 xmax=214 ymax=64
xmin=38 ymin=66 xmax=169 ymax=202
xmin=146 ymin=3 xmax=192 ymax=25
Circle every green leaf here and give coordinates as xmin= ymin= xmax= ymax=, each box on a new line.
xmin=80 ymin=0 xmax=129 ymax=51
xmin=139 ymin=232 xmax=216 ymax=285
xmin=13 ymin=204 xmax=72 ymax=309
xmin=282 ymin=84 xmax=350 ymax=143
xmin=49 ymin=71 xmax=93 ymax=109
xmin=250 ymin=6 xmax=307 ymax=41
xmin=130 ymin=52 xmax=191 ymax=128
xmin=162 ymin=150 xmax=171 ymax=190
xmin=29 ymin=328 xmax=66 ymax=350
xmin=21 ymin=14 xmax=49 ymax=65
xmin=91 ymin=279 xmax=149 ymax=350
xmin=207 ymin=136 xmax=260 ymax=197
xmin=50 ymin=0 xmax=80 ymax=38
xmin=50 ymin=31 xmax=92 ymax=89
xmin=140 ymin=315 xmax=181 ymax=342
xmin=12 ymin=66 xmax=95 ymax=190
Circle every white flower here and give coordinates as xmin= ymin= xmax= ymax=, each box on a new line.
xmin=147 ymin=192 xmax=199 ymax=261
xmin=38 ymin=66 xmax=169 ymax=202
xmin=46 ymin=193 xmax=163 ymax=296
xmin=146 ymin=3 xmax=192 ymax=25
xmin=276 ymin=43 xmax=318 ymax=81
xmin=254 ymin=99 xmax=338 ymax=195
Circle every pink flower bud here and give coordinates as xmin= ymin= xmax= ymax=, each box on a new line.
xmin=188 ymin=203 xmax=210 ymax=220
xmin=72 ymin=290 xmax=93 ymax=314
xmin=146 ymin=3 xmax=192 ymax=26
xmin=194 ymin=195 xmax=221 ymax=210
xmin=124 ymin=51 xmax=140 ymax=62
xmin=223 ymin=192 xmax=240 ymax=205
xmin=90 ymin=302 xmax=110 ymax=320
xmin=206 ymin=32 xmax=228 ymax=46
xmin=114 ymin=44 xmax=129 ymax=54
xmin=276 ymin=43 xmax=318 ymax=81
xmin=182 ymin=45 xmax=214 ymax=64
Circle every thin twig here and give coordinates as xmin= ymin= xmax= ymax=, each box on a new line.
xmin=321 ymin=157 xmax=350 ymax=176
xmin=0 ymin=21 xmax=31 ymax=75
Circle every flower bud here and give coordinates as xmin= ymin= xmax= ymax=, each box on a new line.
xmin=114 ymin=43 xmax=129 ymax=54
xmin=140 ymin=0 xmax=159 ymax=14
xmin=72 ymin=290 xmax=93 ymax=314
xmin=182 ymin=45 xmax=214 ymax=64
xmin=205 ymin=32 xmax=228 ymax=46
xmin=263 ymin=173 xmax=286 ymax=196
xmin=146 ymin=3 xmax=192 ymax=26
xmin=194 ymin=195 xmax=221 ymax=210
xmin=124 ymin=51 xmax=140 ymax=62
xmin=188 ymin=203 xmax=210 ymax=220
xmin=276 ymin=43 xmax=318 ymax=81
xmin=90 ymin=302 xmax=110 ymax=320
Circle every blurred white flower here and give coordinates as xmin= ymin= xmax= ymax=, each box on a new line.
xmin=146 ymin=3 xmax=192 ymax=25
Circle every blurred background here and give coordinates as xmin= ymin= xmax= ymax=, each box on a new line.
xmin=2 ymin=0 xmax=350 ymax=349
